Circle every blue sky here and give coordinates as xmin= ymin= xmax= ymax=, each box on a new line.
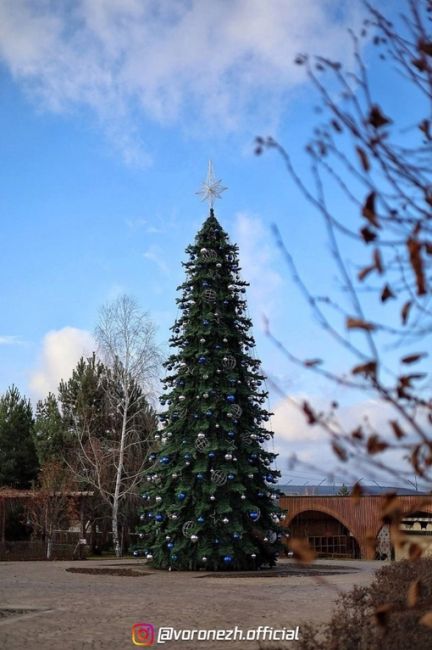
xmin=0 ymin=0 xmax=422 ymax=485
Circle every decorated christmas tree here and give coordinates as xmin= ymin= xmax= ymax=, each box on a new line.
xmin=137 ymin=164 xmax=282 ymax=570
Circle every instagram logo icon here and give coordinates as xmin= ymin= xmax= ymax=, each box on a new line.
xmin=132 ymin=623 xmax=155 ymax=646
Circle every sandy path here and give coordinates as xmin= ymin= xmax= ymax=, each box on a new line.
xmin=0 ymin=558 xmax=379 ymax=650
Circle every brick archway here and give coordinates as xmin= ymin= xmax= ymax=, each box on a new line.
xmin=286 ymin=507 xmax=362 ymax=559
xmin=280 ymin=495 xmax=432 ymax=559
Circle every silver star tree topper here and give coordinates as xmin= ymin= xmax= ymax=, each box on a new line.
xmin=196 ymin=161 xmax=227 ymax=208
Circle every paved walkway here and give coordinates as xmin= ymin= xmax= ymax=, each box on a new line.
xmin=0 ymin=558 xmax=380 ymax=650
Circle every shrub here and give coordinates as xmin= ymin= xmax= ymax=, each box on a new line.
xmin=295 ymin=559 xmax=432 ymax=650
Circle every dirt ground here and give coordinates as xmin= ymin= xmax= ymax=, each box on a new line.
xmin=0 ymin=558 xmax=379 ymax=650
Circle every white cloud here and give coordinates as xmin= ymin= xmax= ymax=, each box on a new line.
xmin=271 ymin=394 xmax=396 ymax=444
xmin=143 ymin=245 xmax=170 ymax=275
xmin=234 ymin=212 xmax=283 ymax=324
xmin=270 ymin=394 xmax=411 ymax=484
xmin=0 ymin=0 xmax=364 ymax=163
xmin=29 ymin=327 xmax=95 ymax=399
xmin=0 ymin=335 xmax=24 ymax=346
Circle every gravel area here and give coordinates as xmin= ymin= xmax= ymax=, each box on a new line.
xmin=0 ymin=558 xmax=379 ymax=649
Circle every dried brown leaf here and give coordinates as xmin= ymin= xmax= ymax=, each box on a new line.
xmin=411 ymin=445 xmax=425 ymax=478
xmin=419 ymin=119 xmax=431 ymax=141
xmin=407 ymin=579 xmax=421 ymax=607
xmin=358 ymin=264 xmax=375 ymax=281
xmin=373 ymin=248 xmax=383 ymax=273
xmin=367 ymin=434 xmax=388 ymax=455
xmin=418 ymin=40 xmax=432 ymax=56
xmin=351 ymin=481 xmax=363 ymax=504
xmin=401 ymin=301 xmax=412 ymax=325
xmin=381 ymin=493 xmax=399 ymax=518
xmin=352 ymin=360 xmax=377 ymax=377
xmin=356 ymin=146 xmax=370 ymax=172
xmin=332 ymin=442 xmax=348 ymax=462
xmin=408 ymin=543 xmax=423 ymax=560
xmin=390 ymin=420 xmax=405 ymax=440
xmin=399 ymin=373 xmax=427 ymax=388
xmin=401 ymin=352 xmax=428 ymax=364
xmin=351 ymin=427 xmax=364 ymax=440
xmin=360 ymin=226 xmax=377 ymax=243
xmin=412 ymin=57 xmax=427 ymax=72
xmin=419 ymin=612 xmax=432 ymax=628
xmin=368 ymin=105 xmax=392 ymax=129
xmin=346 ymin=317 xmax=376 ymax=331
xmin=374 ymin=603 xmax=392 ymax=627
xmin=362 ymin=191 xmax=379 ymax=227
xmin=304 ymin=359 xmax=323 ymax=367
xmin=302 ymin=401 xmax=317 ymax=425
xmin=381 ymin=284 xmax=395 ymax=302
xmin=288 ymin=537 xmax=316 ymax=564
xmin=407 ymin=237 xmax=427 ymax=295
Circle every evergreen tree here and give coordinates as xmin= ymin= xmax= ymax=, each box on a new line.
xmin=0 ymin=385 xmax=39 ymax=488
xmin=137 ymin=208 xmax=282 ymax=570
xmin=59 ymin=353 xmax=108 ymax=439
xmin=34 ymin=393 xmax=65 ymax=465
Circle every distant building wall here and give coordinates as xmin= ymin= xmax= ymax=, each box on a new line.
xmin=280 ymin=495 xmax=432 ymax=560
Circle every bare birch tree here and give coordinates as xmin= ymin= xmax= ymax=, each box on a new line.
xmin=66 ymin=296 xmax=162 ymax=556
xmin=95 ymin=295 xmax=162 ymax=556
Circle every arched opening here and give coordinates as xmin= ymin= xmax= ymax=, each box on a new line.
xmin=288 ymin=510 xmax=360 ymax=559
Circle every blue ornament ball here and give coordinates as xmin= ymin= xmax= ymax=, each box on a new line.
xmin=227 ymin=473 xmax=235 ymax=480
xmin=249 ymin=511 xmax=259 ymax=521
xmin=208 ymin=452 xmax=216 ymax=459
xmin=227 ymin=431 xmax=235 ymax=437
xmin=197 ymin=516 xmax=205 ymax=524
xmin=196 ymin=473 xmax=204 ymax=480
xmin=233 ymin=533 xmax=241 ymax=540
xmin=155 ymin=514 xmax=164 ymax=522
xmin=198 ymin=356 xmax=207 ymax=364
xmin=226 ymin=394 xmax=235 ymax=403
xmin=203 ymin=319 xmax=209 ymax=326
xmin=206 ymin=410 xmax=212 ymax=416
xmin=213 ymin=538 xmax=220 ymax=544
xmin=223 ymin=555 xmax=233 ymax=564
xmin=160 ymin=456 xmax=170 ymax=464
xmin=171 ymin=554 xmax=178 ymax=560
xmin=177 ymin=492 xmax=186 ymax=501
xmin=167 ymin=542 xmax=174 ymax=549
